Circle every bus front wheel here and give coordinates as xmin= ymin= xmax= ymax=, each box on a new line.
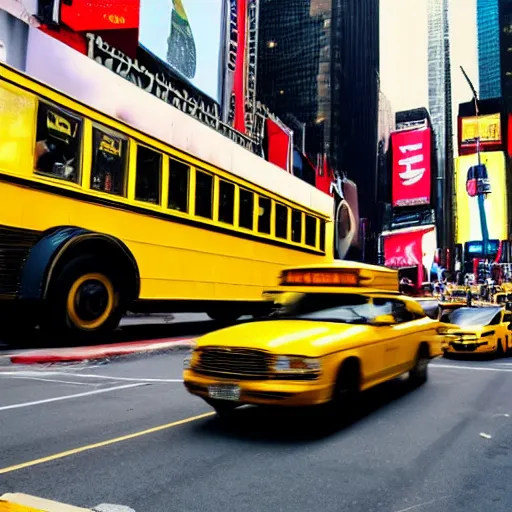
xmin=42 ymin=255 xmax=124 ymax=340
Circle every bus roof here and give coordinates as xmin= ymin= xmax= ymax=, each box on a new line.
xmin=277 ymin=260 xmax=399 ymax=293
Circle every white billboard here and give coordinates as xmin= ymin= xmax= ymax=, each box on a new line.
xmin=139 ymin=0 xmax=225 ymax=104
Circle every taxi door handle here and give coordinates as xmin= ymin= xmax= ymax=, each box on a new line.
xmin=385 ymin=347 xmax=398 ymax=352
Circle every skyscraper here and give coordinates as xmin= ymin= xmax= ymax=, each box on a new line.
xmin=500 ymin=0 xmax=512 ymax=109
xmin=477 ymin=0 xmax=502 ymax=100
xmin=257 ymin=0 xmax=380 ymax=257
xmin=428 ymin=0 xmax=453 ymax=248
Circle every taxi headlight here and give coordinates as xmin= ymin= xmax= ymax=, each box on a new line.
xmin=273 ymin=356 xmax=321 ymax=373
xmin=183 ymin=352 xmax=198 ymax=369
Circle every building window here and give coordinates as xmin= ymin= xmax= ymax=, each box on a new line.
xmin=35 ymin=102 xmax=81 ymax=183
xmin=239 ymin=188 xmax=254 ymax=229
xmin=218 ymin=180 xmax=235 ymax=224
xmin=258 ymin=196 xmax=272 ymax=234
xmin=305 ymin=215 xmax=317 ymax=247
xmin=135 ymin=145 xmax=161 ymax=204
xmin=168 ymin=158 xmax=189 ymax=212
xmin=275 ymin=203 xmax=288 ymax=239
xmin=195 ymin=170 xmax=213 ymax=219
xmin=90 ymin=127 xmax=127 ymax=196
xmin=291 ymin=210 xmax=302 ymax=243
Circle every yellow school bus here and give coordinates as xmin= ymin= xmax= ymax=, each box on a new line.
xmin=0 ymin=62 xmax=333 ymax=338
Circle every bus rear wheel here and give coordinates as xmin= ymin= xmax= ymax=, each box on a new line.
xmin=42 ymin=255 xmax=124 ymax=340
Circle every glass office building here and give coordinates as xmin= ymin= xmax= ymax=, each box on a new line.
xmin=478 ymin=0 xmax=502 ymax=100
xmin=257 ymin=0 xmax=380 ymax=230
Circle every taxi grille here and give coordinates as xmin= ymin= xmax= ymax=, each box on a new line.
xmin=195 ymin=347 xmax=273 ymax=380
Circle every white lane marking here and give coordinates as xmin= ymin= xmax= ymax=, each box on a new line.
xmin=394 ymin=496 xmax=451 ymax=512
xmin=94 ymin=504 xmax=136 ymax=512
xmin=480 ymin=432 xmax=492 ymax=439
xmin=0 ymin=375 xmax=99 ymax=386
xmin=0 ymin=370 xmax=183 ymax=383
xmin=0 ymin=383 xmax=146 ymax=412
xmin=432 ymin=363 xmax=512 ymax=373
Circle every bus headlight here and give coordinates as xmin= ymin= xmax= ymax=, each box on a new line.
xmin=273 ymin=356 xmax=321 ymax=373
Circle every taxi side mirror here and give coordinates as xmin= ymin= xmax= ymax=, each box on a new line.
xmin=371 ymin=314 xmax=396 ymax=326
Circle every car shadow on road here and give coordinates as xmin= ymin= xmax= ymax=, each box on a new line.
xmin=191 ymin=376 xmax=424 ymax=444
xmin=0 ymin=319 xmax=218 ymax=350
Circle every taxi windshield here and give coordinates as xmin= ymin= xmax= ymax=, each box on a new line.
xmin=446 ymin=307 xmax=501 ymax=327
xmin=270 ymin=293 xmax=397 ymax=324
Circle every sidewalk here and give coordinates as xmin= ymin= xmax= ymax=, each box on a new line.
xmin=0 ymin=493 xmax=91 ymax=512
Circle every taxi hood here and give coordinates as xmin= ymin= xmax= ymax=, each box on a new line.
xmin=195 ymin=319 xmax=376 ymax=358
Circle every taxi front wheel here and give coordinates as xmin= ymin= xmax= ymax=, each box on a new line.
xmin=409 ymin=345 xmax=429 ymax=386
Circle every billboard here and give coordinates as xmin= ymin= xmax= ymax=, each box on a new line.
xmin=383 ymin=227 xmax=436 ymax=269
xmin=455 ymin=151 xmax=508 ymax=244
xmin=459 ymin=113 xmax=502 ymax=153
xmin=139 ymin=0 xmax=224 ymax=104
xmin=383 ymin=226 xmax=437 ymax=284
xmin=391 ymin=128 xmax=431 ymax=207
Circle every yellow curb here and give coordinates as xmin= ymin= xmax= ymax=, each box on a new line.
xmin=0 ymin=495 xmax=91 ymax=512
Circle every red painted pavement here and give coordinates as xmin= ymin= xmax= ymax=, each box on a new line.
xmin=10 ymin=336 xmax=197 ymax=364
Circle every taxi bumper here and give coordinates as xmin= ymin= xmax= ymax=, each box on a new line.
xmin=183 ymin=370 xmax=334 ymax=407
xmin=445 ymin=339 xmax=496 ymax=354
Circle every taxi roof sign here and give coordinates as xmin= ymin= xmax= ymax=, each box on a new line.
xmin=279 ymin=261 xmax=399 ymax=293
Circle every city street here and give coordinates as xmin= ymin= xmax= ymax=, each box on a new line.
xmin=1 ymin=347 xmax=512 ymax=512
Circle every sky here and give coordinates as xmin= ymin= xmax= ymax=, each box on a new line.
xmin=380 ymin=0 xmax=429 ymax=113
xmin=380 ymin=0 xmax=479 ymax=156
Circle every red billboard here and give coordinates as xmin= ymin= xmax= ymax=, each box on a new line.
xmin=383 ymin=226 xmax=437 ymax=285
xmin=391 ymin=128 xmax=431 ymax=207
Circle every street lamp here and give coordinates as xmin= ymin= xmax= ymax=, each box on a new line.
xmin=460 ymin=66 xmax=490 ymax=250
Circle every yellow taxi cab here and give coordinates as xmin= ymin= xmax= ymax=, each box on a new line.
xmin=442 ymin=306 xmax=512 ymax=357
xmin=183 ymin=261 xmax=448 ymax=418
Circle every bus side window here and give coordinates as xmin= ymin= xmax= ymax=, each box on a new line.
xmin=319 ymin=220 xmax=326 ymax=252
xmin=90 ymin=127 xmax=127 ymax=196
xmin=275 ymin=203 xmax=288 ymax=239
xmin=135 ymin=145 xmax=162 ymax=205
xmin=195 ymin=170 xmax=213 ymax=219
xmin=218 ymin=180 xmax=235 ymax=224
xmin=291 ymin=210 xmax=302 ymax=243
xmin=168 ymin=158 xmax=189 ymax=212
xmin=305 ymin=215 xmax=317 ymax=247
xmin=35 ymin=102 xmax=81 ymax=183
xmin=239 ymin=188 xmax=254 ymax=229
xmin=258 ymin=196 xmax=272 ymax=234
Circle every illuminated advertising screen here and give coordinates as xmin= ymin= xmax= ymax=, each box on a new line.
xmin=139 ymin=0 xmax=224 ymax=103
xmin=459 ymin=113 xmax=502 ymax=153
xmin=455 ymin=151 xmax=508 ymax=244
xmin=60 ymin=0 xmax=140 ymax=32
xmin=391 ymin=128 xmax=431 ymax=207
xmin=383 ymin=227 xmax=436 ymax=269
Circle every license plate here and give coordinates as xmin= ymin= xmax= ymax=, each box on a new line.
xmin=208 ymin=384 xmax=241 ymax=401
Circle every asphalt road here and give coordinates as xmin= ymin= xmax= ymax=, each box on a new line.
xmin=1 ymin=353 xmax=512 ymax=512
